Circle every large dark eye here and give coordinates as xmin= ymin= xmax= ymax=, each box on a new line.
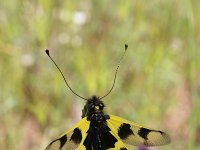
xmin=91 ymin=104 xmax=95 ymax=109
xmin=99 ymin=103 xmax=104 ymax=109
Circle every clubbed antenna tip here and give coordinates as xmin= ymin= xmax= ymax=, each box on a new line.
xmin=125 ymin=44 xmax=128 ymax=50
xmin=45 ymin=49 xmax=50 ymax=56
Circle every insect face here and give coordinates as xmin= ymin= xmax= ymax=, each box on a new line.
xmin=81 ymin=96 xmax=105 ymax=118
xmin=87 ymin=96 xmax=104 ymax=112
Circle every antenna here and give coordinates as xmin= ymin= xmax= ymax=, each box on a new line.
xmin=100 ymin=44 xmax=128 ymax=100
xmin=45 ymin=49 xmax=88 ymax=101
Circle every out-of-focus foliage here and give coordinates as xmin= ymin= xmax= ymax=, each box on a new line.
xmin=0 ymin=0 xmax=200 ymax=150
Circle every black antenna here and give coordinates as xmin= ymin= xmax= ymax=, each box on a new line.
xmin=100 ymin=44 xmax=128 ymax=100
xmin=45 ymin=49 xmax=88 ymax=101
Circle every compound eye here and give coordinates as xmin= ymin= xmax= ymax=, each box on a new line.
xmin=99 ymin=103 xmax=104 ymax=109
xmin=91 ymin=104 xmax=95 ymax=109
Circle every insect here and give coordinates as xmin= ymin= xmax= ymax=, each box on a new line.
xmin=45 ymin=44 xmax=170 ymax=150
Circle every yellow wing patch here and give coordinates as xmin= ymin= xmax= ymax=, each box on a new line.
xmin=107 ymin=115 xmax=171 ymax=147
xmin=45 ymin=117 xmax=89 ymax=150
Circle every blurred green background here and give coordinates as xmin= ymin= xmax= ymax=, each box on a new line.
xmin=0 ymin=0 xmax=200 ymax=150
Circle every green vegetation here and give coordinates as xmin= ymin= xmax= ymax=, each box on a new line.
xmin=0 ymin=0 xmax=199 ymax=150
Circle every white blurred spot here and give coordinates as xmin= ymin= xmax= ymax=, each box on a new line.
xmin=58 ymin=33 xmax=70 ymax=44
xmin=21 ymin=54 xmax=34 ymax=67
xmin=73 ymin=11 xmax=87 ymax=25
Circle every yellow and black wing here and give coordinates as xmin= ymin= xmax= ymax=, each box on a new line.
xmin=105 ymin=127 xmax=129 ymax=150
xmin=107 ymin=115 xmax=171 ymax=147
xmin=45 ymin=117 xmax=89 ymax=150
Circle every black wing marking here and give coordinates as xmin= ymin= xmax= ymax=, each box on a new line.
xmin=107 ymin=115 xmax=171 ymax=147
xmin=45 ymin=118 xmax=89 ymax=150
